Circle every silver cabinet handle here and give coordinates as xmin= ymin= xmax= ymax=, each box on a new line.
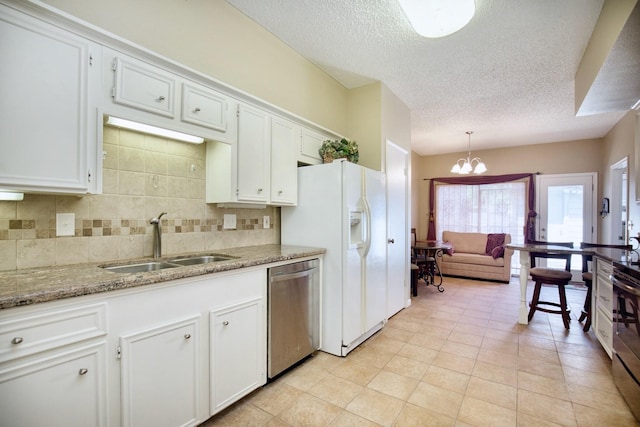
xmin=11 ymin=337 xmax=23 ymax=345
xmin=223 ymin=321 xmax=229 ymax=326
xmin=388 ymin=239 xmax=395 ymax=244
xmin=194 ymin=107 xmax=201 ymax=112
xmin=79 ymin=368 xmax=88 ymax=376
xmin=184 ymin=334 xmax=191 ymax=340
xmin=158 ymin=95 xmax=166 ymax=101
xmin=278 ymin=190 xmax=283 ymax=195
xmin=257 ymin=188 xmax=263 ymax=193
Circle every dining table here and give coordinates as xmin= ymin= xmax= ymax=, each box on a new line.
xmin=506 ymin=242 xmax=595 ymax=325
xmin=412 ymin=240 xmax=452 ymax=294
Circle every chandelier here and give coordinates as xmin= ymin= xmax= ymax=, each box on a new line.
xmin=450 ymin=131 xmax=487 ymax=174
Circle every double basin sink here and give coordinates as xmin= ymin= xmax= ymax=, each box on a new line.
xmin=101 ymin=254 xmax=235 ymax=274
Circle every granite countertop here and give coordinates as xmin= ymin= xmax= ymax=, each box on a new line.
xmin=506 ymin=243 xmax=631 ymax=264
xmin=0 ymin=244 xmax=325 ymax=310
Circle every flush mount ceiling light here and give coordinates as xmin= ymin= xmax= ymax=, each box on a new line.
xmin=451 ymin=131 xmax=487 ymax=174
xmin=105 ymin=116 xmax=204 ymax=144
xmin=397 ymin=0 xmax=475 ymax=38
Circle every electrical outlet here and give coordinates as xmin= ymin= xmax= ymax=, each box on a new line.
xmin=223 ymin=214 xmax=236 ymax=229
xmin=56 ymin=213 xmax=75 ymax=236
xmin=263 ymin=215 xmax=270 ymax=229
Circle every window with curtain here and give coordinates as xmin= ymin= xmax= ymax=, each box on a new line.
xmin=436 ymin=181 xmax=526 ymax=274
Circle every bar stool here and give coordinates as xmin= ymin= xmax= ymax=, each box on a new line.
xmin=579 ymin=242 xmax=632 ymax=332
xmin=528 ymin=240 xmax=574 ymax=329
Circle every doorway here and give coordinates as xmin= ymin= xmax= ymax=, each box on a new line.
xmin=385 ymin=140 xmax=408 ymax=316
xmin=536 ymin=173 xmax=596 ymax=271
xmin=610 ymin=157 xmax=628 ymax=244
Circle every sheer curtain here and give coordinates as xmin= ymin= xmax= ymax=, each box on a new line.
xmin=435 ymin=182 xmax=526 ymax=243
xmin=430 ymin=176 xmax=533 ymax=276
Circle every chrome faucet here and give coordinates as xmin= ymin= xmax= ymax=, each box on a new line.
xmin=150 ymin=212 xmax=167 ymax=258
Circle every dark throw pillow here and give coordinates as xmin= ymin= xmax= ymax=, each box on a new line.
xmin=491 ymin=245 xmax=504 ymax=259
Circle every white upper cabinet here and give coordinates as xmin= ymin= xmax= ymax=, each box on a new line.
xmin=103 ymin=48 xmax=236 ymax=145
xmin=236 ymin=103 xmax=271 ymax=203
xmin=113 ymin=57 xmax=176 ymax=118
xmin=181 ymin=83 xmax=229 ymax=132
xmin=299 ymin=128 xmax=328 ymax=165
xmin=0 ymin=3 xmax=100 ymax=194
xmin=270 ymin=116 xmax=299 ymax=205
xmin=206 ymin=107 xmax=300 ymax=206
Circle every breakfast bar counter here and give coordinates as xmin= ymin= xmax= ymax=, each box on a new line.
xmin=506 ymin=242 xmax=631 ymax=324
xmin=0 ymin=244 xmax=325 ymax=310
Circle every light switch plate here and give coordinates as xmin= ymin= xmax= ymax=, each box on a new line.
xmin=263 ymin=215 xmax=270 ymax=229
xmin=223 ymin=214 xmax=236 ymax=229
xmin=56 ymin=213 xmax=75 ymax=236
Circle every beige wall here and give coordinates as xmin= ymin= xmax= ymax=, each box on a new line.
xmin=346 ymin=82 xmax=412 ymax=172
xmin=0 ymin=127 xmax=279 ymax=271
xmin=412 ymin=138 xmax=604 ymax=239
xmin=347 ymin=83 xmax=382 ymax=170
xmin=42 ymin=0 xmax=349 ymax=136
xmin=381 ymin=84 xmax=412 ymax=157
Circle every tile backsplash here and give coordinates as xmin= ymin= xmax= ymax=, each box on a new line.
xmin=0 ymin=126 xmax=279 ymax=271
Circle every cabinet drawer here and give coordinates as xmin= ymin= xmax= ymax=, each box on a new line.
xmin=594 ymin=307 xmax=613 ymax=358
xmin=181 ymin=83 xmax=228 ymax=131
xmin=0 ymin=303 xmax=107 ymax=362
xmin=113 ymin=57 xmax=175 ymax=117
xmin=596 ymin=258 xmax=613 ymax=276
xmin=596 ymin=279 xmax=614 ymax=314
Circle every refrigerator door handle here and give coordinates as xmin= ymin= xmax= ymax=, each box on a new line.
xmin=362 ymin=197 xmax=372 ymax=257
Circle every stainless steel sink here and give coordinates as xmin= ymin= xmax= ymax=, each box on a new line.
xmin=101 ymin=254 xmax=236 ymax=273
xmin=167 ymin=255 xmax=234 ymax=266
xmin=101 ymin=261 xmax=180 ymax=274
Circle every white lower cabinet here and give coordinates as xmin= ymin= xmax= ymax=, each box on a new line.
xmin=0 ymin=302 xmax=108 ymax=427
xmin=0 ymin=342 xmax=107 ymax=427
xmin=593 ymin=258 xmax=614 ymax=358
xmin=108 ymin=268 xmax=266 ymax=426
xmin=210 ymin=297 xmax=264 ymax=414
xmin=0 ymin=268 xmax=267 ymax=427
xmin=119 ymin=316 xmax=201 ymax=427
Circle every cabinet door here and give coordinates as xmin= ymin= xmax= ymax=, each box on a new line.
xmin=237 ymin=104 xmax=270 ymax=203
xmin=0 ymin=5 xmax=97 ymax=194
xmin=181 ymin=83 xmax=228 ymax=132
xmin=120 ymin=316 xmax=200 ymax=427
xmin=210 ymin=297 xmax=265 ymax=415
xmin=0 ymin=342 xmax=106 ymax=427
xmin=299 ymin=128 xmax=326 ymax=165
xmin=270 ymin=117 xmax=298 ymax=206
xmin=113 ymin=56 xmax=175 ymax=118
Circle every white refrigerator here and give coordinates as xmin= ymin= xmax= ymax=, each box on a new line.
xmin=281 ymin=160 xmax=387 ymax=356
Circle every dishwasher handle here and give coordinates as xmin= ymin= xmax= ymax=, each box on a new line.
xmin=270 ymin=267 xmax=318 ymax=283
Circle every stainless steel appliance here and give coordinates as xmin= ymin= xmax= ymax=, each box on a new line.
xmin=611 ymin=263 xmax=640 ymax=421
xmin=267 ymin=259 xmax=320 ymax=379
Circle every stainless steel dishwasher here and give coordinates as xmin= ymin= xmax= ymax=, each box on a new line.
xmin=268 ymin=259 xmax=320 ymax=379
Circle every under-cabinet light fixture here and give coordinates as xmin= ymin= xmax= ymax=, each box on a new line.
xmin=105 ymin=116 xmax=204 ymax=144
xmin=0 ymin=191 xmax=24 ymax=201
xmin=397 ymin=0 xmax=475 ymax=38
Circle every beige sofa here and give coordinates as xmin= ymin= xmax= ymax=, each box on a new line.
xmin=440 ymin=231 xmax=513 ymax=283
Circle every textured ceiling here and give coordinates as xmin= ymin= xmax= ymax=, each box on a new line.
xmin=227 ymin=0 xmax=631 ymax=156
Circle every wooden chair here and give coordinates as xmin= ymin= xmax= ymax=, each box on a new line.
xmin=410 ymin=228 xmax=440 ymax=285
xmin=410 ymin=229 xmax=424 ymax=295
xmin=528 ymin=240 xmax=574 ymax=329
xmin=580 ymin=242 xmax=632 ymax=332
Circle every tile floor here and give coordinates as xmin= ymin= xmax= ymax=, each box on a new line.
xmin=203 ymin=276 xmax=640 ymax=426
